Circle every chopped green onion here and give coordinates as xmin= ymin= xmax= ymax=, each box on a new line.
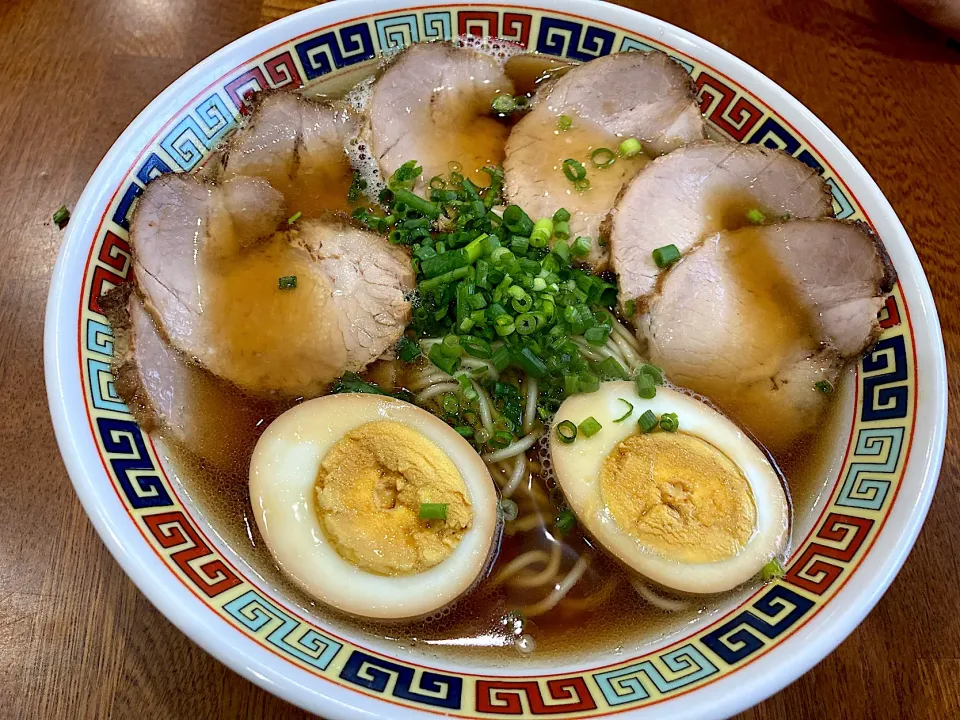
xmin=618 ymin=137 xmax=642 ymax=157
xmin=278 ymin=275 xmax=297 ymax=290
xmin=489 ymin=430 xmax=514 ymax=449
xmin=815 ymin=380 xmax=834 ymax=394
xmin=635 ymin=374 xmax=657 ymax=399
xmin=461 ymin=335 xmax=492 ymax=359
xmin=589 ymin=147 xmax=617 ymax=168
xmin=761 ymin=558 xmax=786 ymax=582
xmin=287 ymin=211 xmax=302 ymax=224
xmin=562 ymin=158 xmax=587 ymax=182
xmin=659 ymin=412 xmax=679 ymax=432
xmin=455 ymin=425 xmax=474 ymax=438
xmin=531 ymin=217 xmax=554 ymax=246
xmin=557 ymin=114 xmax=573 ymax=131
xmin=555 ymin=508 xmax=576 ymax=534
xmin=613 ymin=399 xmax=634 ymax=422
xmin=584 ymin=324 xmax=610 ymax=346
xmin=570 ymin=236 xmax=591 ymax=257
xmin=638 ymin=410 xmax=658 ymax=433
xmin=515 ymin=346 xmax=548 ymax=378
xmin=419 ymin=503 xmax=448 ymax=521
xmin=596 ymin=356 xmax=629 ymax=380
xmin=652 ymin=244 xmax=681 ymax=268
xmin=440 ymin=334 xmax=462 ymax=357
xmin=553 ymin=208 xmax=571 ymax=223
xmin=442 ymin=393 xmax=459 ymax=414
xmin=574 ymin=177 xmax=591 ymax=192
xmin=556 ymin=420 xmax=577 ymax=444
xmin=514 ymin=96 xmax=530 ymax=111
xmin=419 ymin=265 xmax=470 ymax=292
xmin=394 ymin=187 xmax=441 ymax=218
xmin=491 ymin=346 xmax=512 ymax=372
xmin=579 ymin=416 xmax=602 ymax=438
xmin=624 ymin=299 xmax=636 ymax=317
xmin=448 ymin=161 xmax=463 ymax=173
xmin=53 ymin=205 xmax=70 ymax=227
xmin=579 ymin=372 xmax=600 ymax=393
xmin=491 ymin=94 xmax=517 ymax=114
xmin=428 ymin=343 xmax=460 ymax=375
xmin=503 ymin=205 xmax=535 ymax=235
xmin=553 ymin=220 xmax=570 ymax=241
xmin=638 ymin=363 xmax=664 ymax=386
xmin=516 ymin=313 xmax=538 ymax=335
xmin=746 ymin=208 xmax=766 ymax=225
xmin=397 ymin=337 xmax=422 ymax=362
xmin=499 ymin=498 xmax=519 ymax=522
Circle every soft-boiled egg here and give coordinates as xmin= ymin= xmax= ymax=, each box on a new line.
xmin=550 ymin=381 xmax=789 ymax=594
xmin=249 ymin=393 xmax=499 ymax=620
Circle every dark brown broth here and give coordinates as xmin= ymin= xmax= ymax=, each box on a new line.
xmin=128 ymin=51 xmax=850 ymax=663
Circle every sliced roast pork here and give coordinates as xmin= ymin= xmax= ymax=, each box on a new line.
xmin=610 ymin=140 xmax=833 ymax=308
xmin=105 ymin=287 xmax=279 ymax=468
xmin=504 ymin=52 xmax=705 ymax=268
xmin=367 ymin=42 xmax=514 ymax=193
xmin=640 ymin=219 xmax=895 ymax=453
xmin=130 ymin=173 xmax=414 ymax=398
xmin=222 ymin=92 xmax=358 ymax=214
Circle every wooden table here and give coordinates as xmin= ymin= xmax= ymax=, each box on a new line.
xmin=1 ymin=0 xmax=957 ymax=717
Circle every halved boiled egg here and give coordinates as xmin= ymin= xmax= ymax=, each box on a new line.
xmin=249 ymin=393 xmax=499 ymax=620
xmin=550 ymin=381 xmax=788 ymax=594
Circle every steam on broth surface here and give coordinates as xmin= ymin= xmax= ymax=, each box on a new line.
xmin=112 ymin=40 xmax=893 ymax=662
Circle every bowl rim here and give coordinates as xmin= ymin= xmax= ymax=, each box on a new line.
xmin=44 ymin=0 xmax=948 ymax=718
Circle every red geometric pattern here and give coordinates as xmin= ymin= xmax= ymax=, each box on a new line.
xmin=87 ymin=231 xmax=131 ymax=314
xmin=475 ymin=678 xmax=597 ymax=714
xmin=143 ymin=511 xmax=242 ymax=598
xmin=695 ymin=71 xmax=763 ymax=141
xmin=457 ymin=11 xmax=531 ymax=47
xmin=879 ymin=295 xmax=901 ymax=329
xmin=224 ymin=50 xmax=303 ymax=114
xmin=785 ymin=513 xmax=874 ymax=595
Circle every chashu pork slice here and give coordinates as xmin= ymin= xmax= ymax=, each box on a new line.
xmin=105 ymin=287 xmax=281 ymax=468
xmin=611 ymin=140 xmax=833 ymax=309
xmin=639 ymin=219 xmax=896 ymax=453
xmin=131 ymin=173 xmax=414 ymax=398
xmin=367 ymin=42 xmax=514 ymax=194
xmin=504 ymin=51 xmax=705 ymax=268
xmin=222 ymin=92 xmax=358 ymax=214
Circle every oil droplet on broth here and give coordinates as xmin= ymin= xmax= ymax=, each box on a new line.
xmin=503 ymin=54 xmax=577 ymax=96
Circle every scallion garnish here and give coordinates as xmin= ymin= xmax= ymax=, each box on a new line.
xmin=455 ymin=425 xmax=474 ymax=438
xmin=638 ymin=409 xmax=658 ymax=433
xmin=659 ymin=412 xmax=680 ymax=432
xmin=531 ymin=217 xmax=554 ymax=246
xmin=652 ymin=244 xmax=681 ymax=268
xmin=555 ymin=508 xmax=577 ymax=534
xmin=553 ymin=207 xmax=571 ymax=223
xmin=746 ymin=208 xmax=766 ymax=225
xmin=635 ymin=373 xmax=657 ymax=399
xmin=574 ymin=177 xmax=591 ymax=192
xmin=557 ymin=114 xmax=573 ymax=131
xmin=499 ymin=498 xmax=519 ymax=522
xmin=761 ymin=557 xmax=785 ymax=582
xmin=570 ymin=236 xmax=591 ymax=257
xmin=397 ymin=336 xmax=422 ymax=362
xmin=618 ymin=137 xmax=642 ymax=157
xmin=562 ymin=158 xmax=587 ymax=183
xmin=556 ymin=420 xmax=577 ymax=444
xmin=53 ymin=205 xmax=70 ymax=227
xmin=624 ymin=299 xmax=636 ymax=317
xmin=491 ymin=94 xmax=517 ymax=114
xmin=638 ymin=363 xmax=664 ymax=386
xmin=579 ymin=416 xmax=602 ymax=438
xmin=589 ymin=147 xmax=617 ymax=168
xmin=428 ymin=342 xmax=460 ymax=375
xmin=613 ymin=399 xmax=634 ymax=422
xmin=278 ymin=275 xmax=297 ymax=290
xmin=419 ymin=503 xmax=448 ymax=521
xmin=815 ymin=380 xmax=834 ymax=394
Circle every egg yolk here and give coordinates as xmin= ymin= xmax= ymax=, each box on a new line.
xmin=314 ymin=420 xmax=473 ymax=575
xmin=599 ymin=432 xmax=757 ymax=563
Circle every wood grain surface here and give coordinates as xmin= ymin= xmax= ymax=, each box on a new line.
xmin=0 ymin=0 xmax=956 ymax=718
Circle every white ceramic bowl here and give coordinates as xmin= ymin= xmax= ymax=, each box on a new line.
xmin=45 ymin=1 xmax=947 ymax=718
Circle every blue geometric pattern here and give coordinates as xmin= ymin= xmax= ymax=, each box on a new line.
xmin=340 ymin=650 xmax=463 ymax=709
xmin=375 ymin=14 xmax=420 ymax=53
xmin=594 ymin=645 xmax=718 ymax=705
xmin=701 ymin=585 xmax=815 ymax=664
xmin=96 ymin=417 xmax=172 ymax=509
xmin=837 ymin=427 xmax=905 ymax=510
xmin=536 ymin=17 xmax=615 ymax=61
xmin=295 ymin=22 xmax=376 ymax=80
xmin=747 ymin=116 xmax=824 ymax=173
xmin=224 ymin=590 xmax=342 ymax=670
xmin=160 ymin=93 xmax=235 ymax=171
xmin=861 ymin=334 xmax=909 ymax=422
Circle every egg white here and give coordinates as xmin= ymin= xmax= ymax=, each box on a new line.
xmin=249 ymin=393 xmax=499 ymax=620
xmin=550 ymin=381 xmax=789 ymax=594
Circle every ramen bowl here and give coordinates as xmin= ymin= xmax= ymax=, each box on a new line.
xmin=44 ymin=1 xmax=947 ymax=718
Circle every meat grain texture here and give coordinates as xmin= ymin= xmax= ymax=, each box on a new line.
xmin=610 ymin=140 xmax=834 ymax=308
xmin=640 ymin=219 xmax=895 ymax=453
xmin=504 ymin=51 xmax=706 ymax=267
